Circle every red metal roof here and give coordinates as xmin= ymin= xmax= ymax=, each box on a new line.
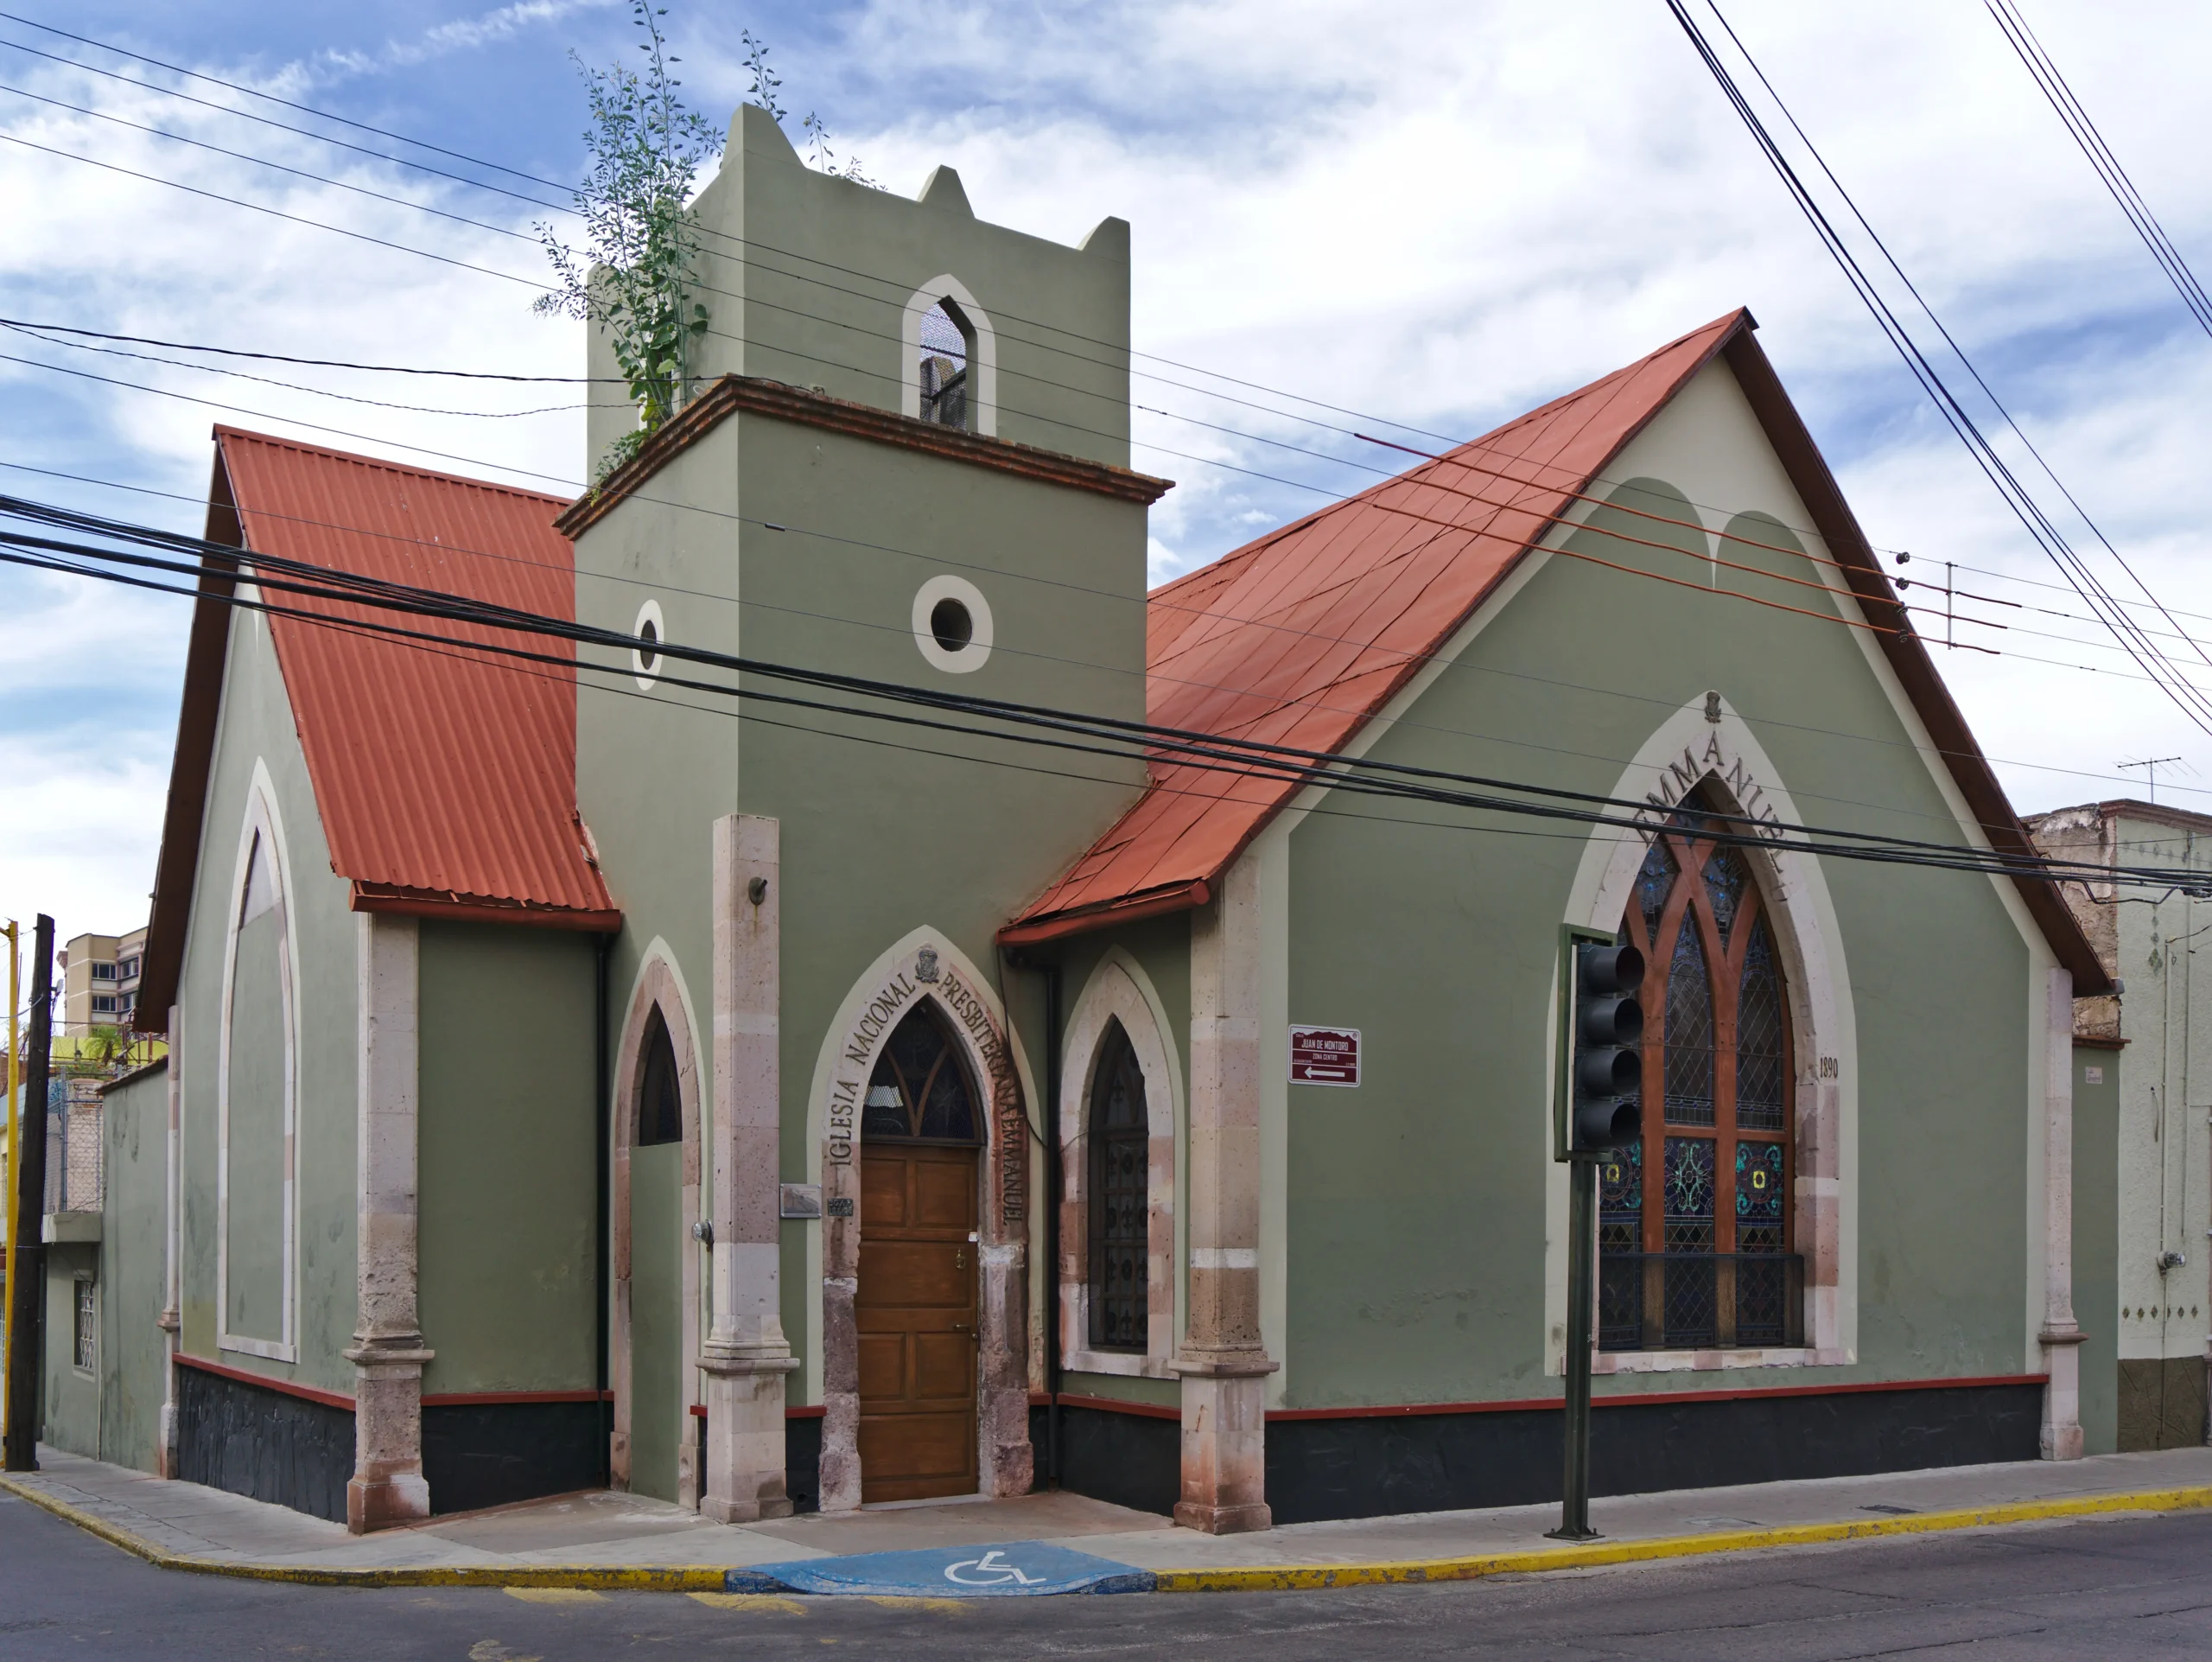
xmin=1004 ymin=312 xmax=1749 ymax=940
xmin=216 ymin=428 xmax=618 ymax=926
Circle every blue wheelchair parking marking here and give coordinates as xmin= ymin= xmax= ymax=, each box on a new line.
xmin=725 ymin=1541 xmax=1154 ymax=1596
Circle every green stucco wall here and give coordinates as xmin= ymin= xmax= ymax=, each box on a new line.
xmin=1279 ymin=469 xmax=2037 ymax=1407
xmin=574 ymin=142 xmax=1154 ymax=1410
xmin=225 ymin=907 xmax=285 ymax=1344
xmin=100 ymin=1064 xmax=171 ymax=1473
xmin=41 ymin=1245 xmax=99 ymax=1457
xmin=2074 ymin=1042 xmax=2120 ymax=1455
xmin=173 ymin=607 xmax=359 ymax=1394
xmin=416 ymin=921 xmax=598 ymax=1395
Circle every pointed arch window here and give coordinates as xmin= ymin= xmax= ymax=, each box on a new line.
xmin=637 ymin=1005 xmax=683 ymax=1147
xmin=1599 ymin=787 xmax=1800 ymax=1352
xmin=1086 ymin=1020 xmax=1148 ymax=1351
xmin=862 ymin=1003 xmax=982 ymax=1143
xmin=917 ymin=299 xmax=974 ymax=430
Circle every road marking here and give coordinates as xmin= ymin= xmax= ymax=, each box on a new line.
xmin=502 ymin=1588 xmax=605 ymax=1604
xmin=689 ymin=1592 xmax=808 ymax=1614
xmin=944 ymin=1550 xmax=1047 ymax=1587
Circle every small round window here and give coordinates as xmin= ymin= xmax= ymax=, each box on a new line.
xmin=632 ymin=597 xmax=665 ymax=690
xmin=912 ymin=576 xmax=992 ymax=673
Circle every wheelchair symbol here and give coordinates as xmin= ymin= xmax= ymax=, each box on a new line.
xmin=944 ymin=1550 xmax=1047 ymax=1587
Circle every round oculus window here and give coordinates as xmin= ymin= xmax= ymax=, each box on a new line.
xmin=929 ymin=596 xmax=973 ymax=653
xmin=911 ymin=575 xmax=992 ymax=673
xmin=631 ymin=597 xmax=666 ymax=689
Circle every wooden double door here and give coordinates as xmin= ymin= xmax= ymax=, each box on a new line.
xmin=855 ymin=1143 xmax=980 ymax=1501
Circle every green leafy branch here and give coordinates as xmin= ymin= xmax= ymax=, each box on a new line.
xmin=536 ymin=1 xmax=722 ymax=480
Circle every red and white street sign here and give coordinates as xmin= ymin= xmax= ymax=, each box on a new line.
xmin=1288 ymin=1025 xmax=1360 ymax=1087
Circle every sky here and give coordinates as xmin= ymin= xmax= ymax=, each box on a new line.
xmin=3 ymin=0 xmax=2211 ymax=952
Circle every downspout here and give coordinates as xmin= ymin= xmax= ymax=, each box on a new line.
xmin=1042 ymin=958 xmax=1064 ymax=1490
xmin=594 ymin=932 xmax=612 ymax=1489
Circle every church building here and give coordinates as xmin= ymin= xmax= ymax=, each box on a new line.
xmin=74 ymin=104 xmax=2107 ymax=1533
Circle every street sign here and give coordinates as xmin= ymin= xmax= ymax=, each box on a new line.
xmin=1289 ymin=1025 xmax=1359 ymax=1086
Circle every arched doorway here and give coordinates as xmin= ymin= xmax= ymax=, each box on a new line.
xmin=611 ymin=956 xmax=703 ymax=1506
xmin=855 ymin=1001 xmax=983 ymax=1502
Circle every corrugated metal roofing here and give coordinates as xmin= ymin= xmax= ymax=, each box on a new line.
xmin=216 ymin=427 xmax=617 ymax=923
xmin=1006 ymin=311 xmax=1748 ymax=938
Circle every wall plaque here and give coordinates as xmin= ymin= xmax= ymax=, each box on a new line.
xmin=779 ymin=1183 xmax=823 ymax=1219
xmin=1289 ymin=1025 xmax=1360 ymax=1087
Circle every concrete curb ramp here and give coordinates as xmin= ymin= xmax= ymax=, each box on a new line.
xmin=6 ymin=1474 xmax=2211 ymax=1596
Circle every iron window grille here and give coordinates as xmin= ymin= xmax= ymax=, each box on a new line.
xmin=1086 ymin=1021 xmax=1148 ymax=1351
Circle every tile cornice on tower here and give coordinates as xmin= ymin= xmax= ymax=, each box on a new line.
xmin=554 ymin=374 xmax=1174 ymax=541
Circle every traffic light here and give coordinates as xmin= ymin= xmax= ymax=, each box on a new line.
xmin=1570 ymin=941 xmax=1643 ymax=1152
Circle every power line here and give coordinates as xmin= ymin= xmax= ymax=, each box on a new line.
xmin=1985 ymin=0 xmax=2212 ymax=341
xmin=0 ymin=317 xmax=613 ymax=381
xmin=6 ymin=331 xmax=2198 ymax=721
xmin=5 ymin=487 xmax=2198 ymax=895
xmin=0 ymin=10 xmax=575 ymax=195
xmin=1670 ymin=1 xmax=2212 ymax=738
xmin=16 ymin=451 xmax=2205 ymax=819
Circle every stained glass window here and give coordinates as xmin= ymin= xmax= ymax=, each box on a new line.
xmin=1737 ymin=920 xmax=1787 ymax=1133
xmin=1600 ymin=786 xmax=1796 ymax=1353
xmin=1088 ymin=1021 xmax=1149 ymax=1351
xmin=1664 ymin=924 xmax=1715 ymax=1126
xmin=637 ymin=1004 xmax=683 ymax=1146
xmin=862 ymin=1004 xmax=982 ymax=1143
xmin=1636 ymin=837 xmax=1676 ymax=942
xmin=1703 ymin=846 xmax=1747 ymax=946
xmin=1735 ymin=1142 xmax=1786 ymax=1252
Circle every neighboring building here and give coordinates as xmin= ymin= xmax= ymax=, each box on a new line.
xmin=87 ymin=104 xmax=2106 ymax=1536
xmin=2028 ymin=799 xmax=2212 ymax=1453
xmin=60 ymin=927 xmax=147 ymax=1034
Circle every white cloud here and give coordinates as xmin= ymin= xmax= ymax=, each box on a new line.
xmin=8 ymin=0 xmax=2212 ymax=939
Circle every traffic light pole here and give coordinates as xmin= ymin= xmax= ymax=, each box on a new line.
xmin=1549 ymin=1153 xmax=1599 ymax=1541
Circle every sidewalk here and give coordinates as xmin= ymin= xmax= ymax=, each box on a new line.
xmin=7 ymin=1443 xmax=2212 ymax=1595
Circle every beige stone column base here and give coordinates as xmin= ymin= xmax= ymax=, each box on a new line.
xmin=698 ymin=1350 xmax=800 ymax=1523
xmin=1174 ymin=1352 xmax=1278 ymax=1535
xmin=345 ymin=1345 xmax=434 ymax=1533
xmin=2039 ymin=1328 xmax=2087 ymax=1461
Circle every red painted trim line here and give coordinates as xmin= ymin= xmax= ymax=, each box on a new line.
xmin=419 ymin=1389 xmax=612 ymax=1407
xmin=689 ymin=1404 xmax=707 ymax=1418
xmin=1263 ymin=1373 xmax=2050 ymax=1421
xmin=1052 ymin=1391 xmax=1182 ymax=1422
xmin=785 ymin=1405 xmax=826 ymax=1420
xmin=175 ymin=1351 xmax=354 ymax=1411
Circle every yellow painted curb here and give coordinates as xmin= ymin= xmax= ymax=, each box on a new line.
xmin=7 ymin=1470 xmax=2211 ymax=1595
xmin=1146 ymin=1483 xmax=2212 ymax=1592
xmin=0 ymin=1473 xmax=728 ymax=1591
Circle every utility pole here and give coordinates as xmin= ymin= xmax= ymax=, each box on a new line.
xmin=3 ymin=914 xmax=54 ymax=1471
xmin=0 ymin=920 xmax=16 ymax=1445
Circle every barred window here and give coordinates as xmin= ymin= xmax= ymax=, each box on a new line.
xmin=74 ymin=1277 xmax=96 ymax=1372
xmin=918 ymin=299 xmax=975 ymax=430
xmin=1600 ymin=787 xmax=1798 ymax=1353
xmin=1086 ymin=1021 xmax=1148 ymax=1352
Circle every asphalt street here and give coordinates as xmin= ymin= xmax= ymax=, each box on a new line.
xmin=4 ymin=1488 xmax=2211 ymax=1659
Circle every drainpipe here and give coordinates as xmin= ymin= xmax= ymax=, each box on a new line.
xmin=1042 ymin=959 xmax=1064 ymax=1491
xmin=594 ymin=932 xmax=612 ymax=1489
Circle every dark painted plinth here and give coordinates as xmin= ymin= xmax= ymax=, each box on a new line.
xmin=785 ymin=1414 xmax=823 ymax=1513
xmin=175 ymin=1366 xmax=353 ymax=1524
xmin=422 ymin=1402 xmax=604 ymax=1515
xmin=1030 ymin=1402 xmax=1178 ymax=1516
xmin=1265 ymin=1382 xmax=2045 ymax=1525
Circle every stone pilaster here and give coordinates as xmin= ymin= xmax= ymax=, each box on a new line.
xmin=701 ymin=815 xmax=798 ymax=1523
xmin=2039 ymin=965 xmax=2084 ymax=1461
xmin=1174 ymin=852 xmax=1275 ymax=1533
xmin=345 ymin=913 xmax=432 ymax=1531
xmin=156 ymin=1001 xmax=181 ymax=1479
